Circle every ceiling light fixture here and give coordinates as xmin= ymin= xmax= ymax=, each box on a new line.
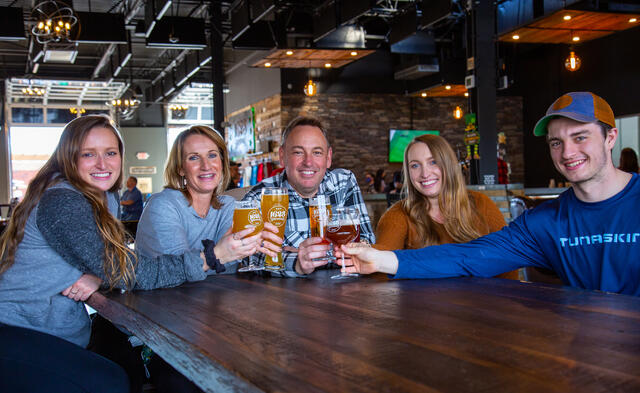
xmin=22 ymin=87 xmax=46 ymax=96
xmin=69 ymin=107 xmax=85 ymax=115
xmin=421 ymin=92 xmax=427 ymax=97
xmin=629 ymin=18 xmax=637 ymax=23
xmin=445 ymin=85 xmax=452 ymax=90
xmin=324 ymin=63 xmax=332 ymax=68
xmin=572 ymin=36 xmax=580 ymax=42
xmin=350 ymin=51 xmax=358 ymax=56
xmin=264 ymin=62 xmax=271 ymax=67
xmin=512 ymin=34 xmax=520 ymax=40
xmin=464 ymin=92 xmax=469 ymax=97
xmin=169 ymin=104 xmax=188 ymax=119
xmin=563 ymin=15 xmax=572 ymax=21
xmin=304 ymin=79 xmax=317 ymax=96
xmin=285 ymin=50 xmax=293 ymax=55
xmin=31 ymin=1 xmax=78 ymax=44
xmin=564 ymin=50 xmax=581 ymax=72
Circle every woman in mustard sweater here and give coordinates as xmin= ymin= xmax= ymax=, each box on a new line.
xmin=375 ymin=134 xmax=517 ymax=280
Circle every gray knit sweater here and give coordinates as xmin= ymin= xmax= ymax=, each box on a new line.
xmin=0 ymin=181 xmax=206 ymax=347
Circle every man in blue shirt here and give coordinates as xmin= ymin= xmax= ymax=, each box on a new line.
xmin=343 ymin=92 xmax=640 ymax=296
xmin=120 ymin=176 xmax=143 ymax=221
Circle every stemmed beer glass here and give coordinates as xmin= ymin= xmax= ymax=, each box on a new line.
xmin=324 ymin=207 xmax=360 ymax=279
xmin=309 ymin=195 xmax=335 ymax=262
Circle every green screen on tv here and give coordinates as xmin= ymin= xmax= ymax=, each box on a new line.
xmin=389 ymin=129 xmax=440 ymax=163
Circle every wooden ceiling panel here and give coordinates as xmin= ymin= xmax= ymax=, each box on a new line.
xmin=252 ymin=49 xmax=375 ymax=68
xmin=499 ymin=10 xmax=640 ymax=44
xmin=413 ymin=84 xmax=467 ymax=97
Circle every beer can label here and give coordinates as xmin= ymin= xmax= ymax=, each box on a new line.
xmin=268 ymin=204 xmax=287 ymax=227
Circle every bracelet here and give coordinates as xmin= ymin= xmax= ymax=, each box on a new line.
xmin=201 ymin=239 xmax=226 ymax=273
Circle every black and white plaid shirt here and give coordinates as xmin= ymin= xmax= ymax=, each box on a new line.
xmin=241 ymin=168 xmax=375 ymax=277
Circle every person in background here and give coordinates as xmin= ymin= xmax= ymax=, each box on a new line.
xmin=619 ymin=147 xmax=639 ymax=174
xmin=363 ymin=172 xmax=375 ymax=193
xmin=227 ymin=161 xmax=242 ymax=190
xmin=242 ymin=116 xmax=375 ymax=276
xmin=342 ymin=92 xmax=640 ymax=297
xmin=373 ymin=169 xmax=387 ymax=193
xmin=385 ymin=170 xmax=404 ymax=207
xmin=120 ymin=176 xmax=143 ymax=221
xmin=0 ymin=115 xmax=216 ymax=393
xmin=375 ymin=134 xmax=517 ymax=280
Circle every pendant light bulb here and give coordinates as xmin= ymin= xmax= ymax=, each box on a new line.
xmin=564 ymin=51 xmax=581 ymax=72
xmin=453 ymin=106 xmax=463 ymax=119
xmin=304 ymin=79 xmax=317 ymax=96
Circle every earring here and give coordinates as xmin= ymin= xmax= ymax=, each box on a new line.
xmin=182 ymin=176 xmax=187 ymax=188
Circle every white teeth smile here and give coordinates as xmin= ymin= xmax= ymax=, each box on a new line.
xmin=421 ymin=180 xmax=437 ymax=186
xmin=566 ymin=160 xmax=585 ymax=168
xmin=92 ymin=173 xmax=110 ymax=178
xmin=199 ymin=174 xmax=215 ymax=178
xmin=301 ymin=171 xmax=315 ymax=175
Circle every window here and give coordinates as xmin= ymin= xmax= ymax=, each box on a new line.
xmin=46 ymin=108 xmax=76 ymax=124
xmin=9 ymin=126 xmax=64 ymax=199
xmin=11 ymin=107 xmax=44 ymax=123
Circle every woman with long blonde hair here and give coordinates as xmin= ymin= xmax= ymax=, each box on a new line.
xmin=375 ymin=134 xmax=517 ymax=279
xmin=0 ymin=116 xmax=213 ymax=393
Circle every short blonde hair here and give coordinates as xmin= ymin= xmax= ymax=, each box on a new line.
xmin=164 ymin=125 xmax=230 ymax=209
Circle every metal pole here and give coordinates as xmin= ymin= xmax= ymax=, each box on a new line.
xmin=210 ymin=1 xmax=225 ymax=131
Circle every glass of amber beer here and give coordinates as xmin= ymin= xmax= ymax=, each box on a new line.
xmin=324 ymin=207 xmax=360 ymax=279
xmin=234 ymin=200 xmax=265 ymax=272
xmin=309 ymin=195 xmax=335 ymax=261
xmin=261 ymin=187 xmax=289 ymax=271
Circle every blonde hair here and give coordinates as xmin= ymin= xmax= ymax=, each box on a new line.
xmin=0 ymin=115 xmax=135 ymax=288
xmin=164 ymin=125 xmax=230 ymax=209
xmin=401 ymin=134 xmax=487 ymax=247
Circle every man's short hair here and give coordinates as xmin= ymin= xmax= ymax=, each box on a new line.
xmin=128 ymin=176 xmax=138 ymax=185
xmin=281 ymin=116 xmax=330 ymax=148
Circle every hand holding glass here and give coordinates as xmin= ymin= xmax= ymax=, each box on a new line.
xmin=324 ymin=207 xmax=360 ymax=279
xmin=234 ymin=200 xmax=265 ymax=272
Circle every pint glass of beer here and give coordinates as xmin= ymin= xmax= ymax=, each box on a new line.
xmin=309 ymin=195 xmax=332 ymax=244
xmin=234 ymin=200 xmax=264 ymax=272
xmin=261 ymin=187 xmax=289 ymax=271
xmin=233 ymin=200 xmax=263 ymax=236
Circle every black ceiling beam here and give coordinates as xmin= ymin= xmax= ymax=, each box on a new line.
xmin=0 ymin=7 xmax=26 ymax=41
xmin=145 ymin=0 xmax=173 ymax=37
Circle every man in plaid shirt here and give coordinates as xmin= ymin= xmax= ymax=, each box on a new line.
xmin=242 ymin=116 xmax=375 ymax=277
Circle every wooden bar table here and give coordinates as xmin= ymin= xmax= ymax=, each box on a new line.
xmin=87 ymin=270 xmax=640 ymax=393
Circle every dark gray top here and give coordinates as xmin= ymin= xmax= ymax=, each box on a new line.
xmin=0 ymin=181 xmax=206 ymax=347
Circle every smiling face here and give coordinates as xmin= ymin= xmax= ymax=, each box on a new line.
xmin=407 ymin=142 xmax=443 ymax=202
xmin=547 ymin=117 xmax=616 ymax=187
xmin=76 ymin=126 xmax=122 ymax=192
xmin=180 ymin=133 xmax=223 ymax=199
xmin=279 ymin=125 xmax=332 ymax=198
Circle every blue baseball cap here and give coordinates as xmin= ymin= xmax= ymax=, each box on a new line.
xmin=533 ymin=92 xmax=615 ymax=136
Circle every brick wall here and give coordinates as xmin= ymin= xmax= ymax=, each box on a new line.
xmin=228 ymin=93 xmax=524 ymax=186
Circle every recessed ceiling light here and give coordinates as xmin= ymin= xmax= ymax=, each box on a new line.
xmin=563 ymin=15 xmax=571 ymax=21
xmin=445 ymin=85 xmax=451 ymax=90
xmin=324 ymin=63 xmax=332 ymax=68
xmin=630 ymin=18 xmax=638 ymax=23
xmin=421 ymin=92 xmax=427 ymax=97
xmin=464 ymin=92 xmax=469 ymax=97
xmin=285 ymin=50 xmax=293 ymax=55
xmin=264 ymin=62 xmax=271 ymax=67
xmin=350 ymin=51 xmax=358 ymax=56
xmin=572 ymin=36 xmax=580 ymax=42
xmin=512 ymin=34 xmax=520 ymax=40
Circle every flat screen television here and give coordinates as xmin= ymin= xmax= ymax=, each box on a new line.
xmin=389 ymin=129 xmax=440 ymax=162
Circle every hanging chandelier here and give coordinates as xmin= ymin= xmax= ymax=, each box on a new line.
xmin=31 ymin=1 xmax=78 ymax=44
xmin=22 ymin=87 xmax=46 ymax=96
xmin=169 ymin=104 xmax=189 ymax=119
xmin=69 ymin=107 xmax=85 ymax=115
xmin=107 ymin=97 xmax=140 ymax=120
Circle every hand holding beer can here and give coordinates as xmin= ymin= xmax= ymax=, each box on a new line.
xmin=261 ymin=187 xmax=289 ymax=271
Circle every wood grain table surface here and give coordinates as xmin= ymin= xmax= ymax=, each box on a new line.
xmin=87 ymin=270 xmax=640 ymax=393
